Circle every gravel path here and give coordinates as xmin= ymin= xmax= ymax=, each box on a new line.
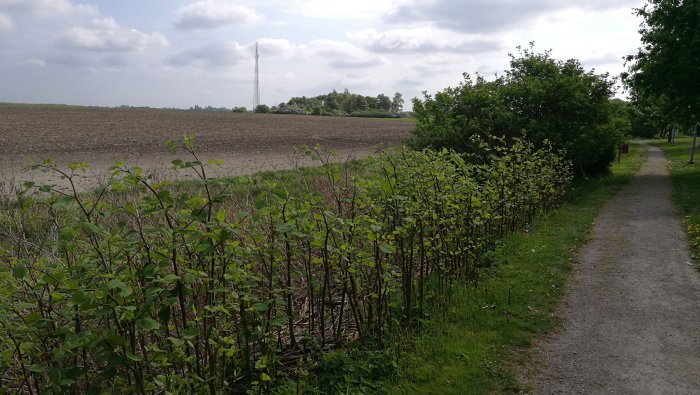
xmin=535 ymin=143 xmax=700 ymax=394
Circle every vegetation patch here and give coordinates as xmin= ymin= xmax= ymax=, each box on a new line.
xmin=653 ymin=137 xmax=700 ymax=267
xmin=0 ymin=136 xmax=572 ymax=393
xmin=388 ymin=143 xmax=646 ymax=394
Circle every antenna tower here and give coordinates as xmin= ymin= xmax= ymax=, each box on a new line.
xmin=253 ymin=41 xmax=260 ymax=109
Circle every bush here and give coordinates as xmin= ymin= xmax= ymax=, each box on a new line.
xmin=274 ymin=103 xmax=309 ymax=115
xmin=411 ymin=46 xmax=624 ymax=176
xmin=254 ymin=104 xmax=270 ymax=113
xmin=0 ymin=137 xmax=571 ymax=393
xmin=232 ymin=106 xmax=247 ymax=113
xmin=349 ymin=110 xmax=399 ymax=118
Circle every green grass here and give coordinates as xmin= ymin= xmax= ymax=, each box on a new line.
xmin=387 ymin=144 xmax=647 ymax=394
xmin=652 ymin=136 xmax=700 ymax=266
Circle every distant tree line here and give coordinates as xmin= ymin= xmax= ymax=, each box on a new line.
xmin=188 ymin=105 xmax=230 ymax=112
xmin=255 ymin=90 xmax=407 ymax=117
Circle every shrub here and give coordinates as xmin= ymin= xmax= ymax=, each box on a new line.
xmin=254 ymin=104 xmax=270 ymax=113
xmin=0 ymin=137 xmax=571 ymax=393
xmin=349 ymin=110 xmax=399 ymax=118
xmin=411 ymin=46 xmax=623 ymax=176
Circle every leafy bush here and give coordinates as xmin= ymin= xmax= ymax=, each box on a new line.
xmin=0 ymin=137 xmax=571 ymax=393
xmin=254 ymin=104 xmax=270 ymax=113
xmin=232 ymin=106 xmax=247 ymax=113
xmin=411 ymin=46 xmax=623 ymax=176
xmin=274 ymin=103 xmax=309 ymax=115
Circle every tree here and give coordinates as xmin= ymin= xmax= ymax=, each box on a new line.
xmin=624 ymin=0 xmax=700 ymax=124
xmin=391 ymin=92 xmax=404 ymax=113
xmin=354 ymin=95 xmax=369 ymax=111
xmin=376 ymin=94 xmax=392 ymax=111
xmin=254 ymin=104 xmax=270 ymax=113
xmin=411 ymin=46 xmax=622 ymax=176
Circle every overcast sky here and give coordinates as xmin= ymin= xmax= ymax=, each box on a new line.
xmin=0 ymin=0 xmax=644 ymax=109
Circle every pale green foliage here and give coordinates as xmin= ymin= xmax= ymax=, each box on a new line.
xmin=0 ymin=137 xmax=571 ymax=393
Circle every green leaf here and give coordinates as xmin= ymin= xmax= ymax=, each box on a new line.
xmin=161 ymin=274 xmax=179 ymax=283
xmin=261 ymin=373 xmax=271 ymax=382
xmin=106 ymin=279 xmax=126 ymax=290
xmin=136 ymin=317 xmax=161 ymax=331
xmin=125 ymin=351 xmax=143 ymax=362
xmin=12 ymin=263 xmax=27 ymax=279
xmin=28 ymin=364 xmax=47 ymax=373
xmin=276 ymin=222 xmax=294 ymax=234
xmin=379 ymin=243 xmax=394 ymax=254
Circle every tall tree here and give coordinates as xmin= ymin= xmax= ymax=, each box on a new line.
xmin=391 ymin=92 xmax=404 ymax=113
xmin=624 ymin=0 xmax=700 ymax=124
xmin=376 ymin=94 xmax=392 ymax=111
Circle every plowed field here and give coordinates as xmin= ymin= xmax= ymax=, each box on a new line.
xmin=0 ymin=105 xmax=412 ymax=194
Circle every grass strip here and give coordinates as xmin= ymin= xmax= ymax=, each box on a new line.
xmin=652 ymin=136 xmax=700 ymax=267
xmin=387 ymin=144 xmax=647 ymax=394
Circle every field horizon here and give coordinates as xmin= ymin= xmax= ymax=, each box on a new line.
xmin=0 ymin=105 xmax=413 ymax=194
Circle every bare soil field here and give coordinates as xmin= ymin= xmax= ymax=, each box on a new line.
xmin=0 ymin=105 xmax=412 ymax=194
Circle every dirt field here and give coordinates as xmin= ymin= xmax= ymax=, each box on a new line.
xmin=0 ymin=105 xmax=413 ymax=194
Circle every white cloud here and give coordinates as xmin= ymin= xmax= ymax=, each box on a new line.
xmin=57 ymin=17 xmax=168 ymax=53
xmin=384 ymin=0 xmax=640 ymax=33
xmin=174 ymin=0 xmax=261 ymax=30
xmin=304 ymin=39 xmax=387 ymax=68
xmin=0 ymin=12 xmax=12 ymax=31
xmin=168 ymin=42 xmax=250 ymax=67
xmin=351 ymin=27 xmax=503 ymax=53
xmin=271 ymin=0 xmax=395 ymax=20
xmin=0 ymin=0 xmax=97 ymax=18
xmin=257 ymin=38 xmax=295 ymax=58
xmin=170 ymin=38 xmax=385 ymax=71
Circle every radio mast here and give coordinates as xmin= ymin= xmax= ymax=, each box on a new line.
xmin=253 ymin=41 xmax=260 ymax=109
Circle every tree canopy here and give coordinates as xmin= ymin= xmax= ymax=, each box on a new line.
xmin=411 ymin=46 xmax=623 ymax=176
xmin=279 ymin=90 xmax=405 ymax=117
xmin=624 ymin=0 xmax=700 ymax=125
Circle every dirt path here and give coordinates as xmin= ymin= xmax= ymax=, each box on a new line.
xmin=534 ymin=144 xmax=700 ymax=394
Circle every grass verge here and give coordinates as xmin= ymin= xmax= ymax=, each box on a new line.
xmin=387 ymin=143 xmax=647 ymax=394
xmin=652 ymin=136 xmax=700 ymax=266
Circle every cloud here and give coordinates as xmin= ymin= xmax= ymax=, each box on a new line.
xmin=0 ymin=0 xmax=97 ymax=18
xmin=57 ymin=17 xmax=168 ymax=53
xmin=267 ymin=0 xmax=394 ymax=20
xmin=174 ymin=0 xmax=261 ymax=30
xmin=257 ymin=38 xmax=295 ymax=58
xmin=167 ymin=42 xmax=249 ymax=67
xmin=351 ymin=27 xmax=504 ymax=54
xmin=0 ymin=12 xmax=11 ymax=31
xmin=18 ymin=58 xmax=45 ymax=67
xmin=304 ymin=39 xmax=386 ymax=68
xmin=583 ymin=53 xmax=624 ymax=67
xmin=384 ymin=0 xmax=640 ymax=33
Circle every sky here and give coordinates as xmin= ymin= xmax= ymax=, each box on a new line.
xmin=0 ymin=0 xmax=645 ymax=110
